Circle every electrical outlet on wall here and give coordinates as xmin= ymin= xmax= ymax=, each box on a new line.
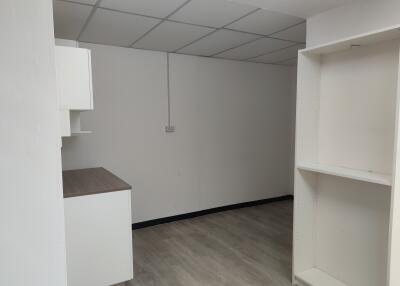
xmin=165 ymin=126 xmax=175 ymax=133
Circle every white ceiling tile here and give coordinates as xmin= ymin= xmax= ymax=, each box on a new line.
xmin=80 ymin=8 xmax=160 ymax=47
xmin=272 ymin=22 xmax=306 ymax=42
xmin=215 ymin=37 xmax=293 ymax=60
xmin=227 ymin=9 xmax=303 ymax=36
xmin=170 ymin=0 xmax=256 ymax=28
xmin=250 ymin=44 xmax=304 ymax=63
xmin=100 ymin=0 xmax=187 ymax=18
xmin=53 ymin=1 xmax=92 ymax=39
xmin=71 ymin=0 xmax=97 ymax=5
xmin=178 ymin=29 xmax=259 ymax=56
xmin=133 ymin=21 xmax=214 ymax=52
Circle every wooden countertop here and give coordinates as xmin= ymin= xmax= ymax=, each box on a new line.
xmin=63 ymin=167 xmax=131 ymax=198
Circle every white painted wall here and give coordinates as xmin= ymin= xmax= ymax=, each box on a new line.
xmin=0 ymin=1 xmax=67 ymax=286
xmin=61 ymin=43 xmax=296 ymax=223
xmin=307 ymin=0 xmax=400 ymax=47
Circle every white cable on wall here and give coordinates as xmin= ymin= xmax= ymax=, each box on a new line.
xmin=165 ymin=53 xmax=175 ymax=133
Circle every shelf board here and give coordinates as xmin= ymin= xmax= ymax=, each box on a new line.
xmin=297 ymin=162 xmax=391 ymax=186
xmin=71 ymin=131 xmax=92 ymax=136
xmin=295 ymin=268 xmax=348 ymax=286
xmin=302 ymin=24 xmax=400 ymax=55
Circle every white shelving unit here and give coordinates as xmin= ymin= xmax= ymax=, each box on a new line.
xmin=293 ymin=25 xmax=400 ymax=286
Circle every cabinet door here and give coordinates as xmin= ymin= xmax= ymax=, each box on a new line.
xmin=55 ymin=46 xmax=93 ymax=110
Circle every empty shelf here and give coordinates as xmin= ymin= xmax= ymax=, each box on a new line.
xmin=71 ymin=130 xmax=92 ymax=136
xmin=297 ymin=162 xmax=391 ymax=186
xmin=295 ymin=268 xmax=347 ymax=286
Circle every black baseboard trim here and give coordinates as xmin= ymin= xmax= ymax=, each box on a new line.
xmin=132 ymin=194 xmax=293 ymax=230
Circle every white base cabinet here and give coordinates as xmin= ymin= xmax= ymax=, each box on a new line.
xmin=64 ymin=190 xmax=133 ymax=286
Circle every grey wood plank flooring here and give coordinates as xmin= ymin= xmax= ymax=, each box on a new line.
xmin=118 ymin=200 xmax=293 ymax=286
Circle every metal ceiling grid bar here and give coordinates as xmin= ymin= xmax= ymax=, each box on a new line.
xmin=62 ymin=0 xmax=304 ymax=65
xmin=154 ymin=18 xmax=217 ymax=29
xmin=58 ymin=0 xmax=93 ymax=7
xmin=172 ymin=30 xmax=217 ymax=53
xmin=129 ymin=0 xmax=193 ymax=48
xmin=212 ymin=18 xmax=307 ymax=58
xmin=210 ymin=33 xmax=304 ymax=59
xmin=223 ymin=27 xmax=304 ymax=43
xmin=274 ymin=56 xmax=298 ymax=65
xmin=92 ymin=6 xmax=216 ymax=29
xmin=173 ymin=8 xmax=261 ymax=53
xmin=95 ymin=6 xmax=166 ymax=21
xmin=222 ymin=27 xmax=274 ymax=38
xmin=67 ymin=0 xmax=305 ymax=45
xmin=76 ymin=0 xmax=103 ymax=41
xmin=64 ymin=0 xmax=305 ymax=53
xmin=95 ymin=4 xmax=306 ymax=43
xmin=267 ymin=35 xmax=305 ymax=44
xmin=244 ymin=42 xmax=302 ymax=61
xmin=127 ymin=20 xmax=163 ymax=48
xmin=209 ymin=36 xmax=263 ymax=57
xmin=78 ymin=38 xmax=294 ymax=67
xmin=224 ymin=8 xmax=262 ymax=27
xmin=268 ymin=20 xmax=306 ymax=37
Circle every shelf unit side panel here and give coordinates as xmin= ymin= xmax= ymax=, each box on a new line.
xmin=315 ymin=175 xmax=391 ymax=286
xmin=293 ymin=170 xmax=319 ymax=279
xmin=88 ymin=49 xmax=94 ymax=110
xmin=296 ymin=53 xmax=321 ymax=164
xmin=318 ymin=40 xmax=399 ymax=175
xmin=293 ymin=53 xmax=321 ymax=277
xmin=388 ymin=46 xmax=400 ymax=286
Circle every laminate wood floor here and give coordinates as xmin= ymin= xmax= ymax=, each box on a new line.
xmin=119 ymin=200 xmax=293 ymax=286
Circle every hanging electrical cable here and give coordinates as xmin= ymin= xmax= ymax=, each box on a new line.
xmin=165 ymin=53 xmax=175 ymax=133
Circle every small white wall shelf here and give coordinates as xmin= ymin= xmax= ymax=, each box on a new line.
xmin=55 ymin=45 xmax=93 ymax=138
xmin=69 ymin=111 xmax=92 ymax=136
xmin=71 ymin=131 xmax=92 ymax=136
xmin=293 ymin=25 xmax=400 ymax=286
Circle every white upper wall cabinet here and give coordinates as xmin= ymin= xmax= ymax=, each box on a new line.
xmin=55 ymin=46 xmax=93 ymax=110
